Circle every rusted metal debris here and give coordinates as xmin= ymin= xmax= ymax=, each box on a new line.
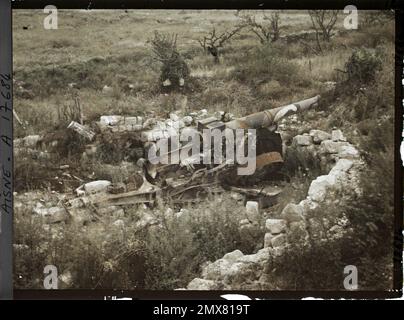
xmin=64 ymin=95 xmax=319 ymax=209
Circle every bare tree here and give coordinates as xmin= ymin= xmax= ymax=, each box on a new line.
xmin=308 ymin=10 xmax=339 ymax=42
xmin=198 ymin=25 xmax=244 ymax=63
xmin=241 ymin=11 xmax=281 ymax=44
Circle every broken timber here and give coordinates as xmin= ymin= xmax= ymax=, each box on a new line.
xmin=67 ymin=121 xmax=96 ymax=141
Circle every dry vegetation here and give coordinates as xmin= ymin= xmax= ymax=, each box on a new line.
xmin=13 ymin=10 xmax=396 ymax=290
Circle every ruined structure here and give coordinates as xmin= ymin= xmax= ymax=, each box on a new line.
xmin=15 ymin=95 xmax=322 ymax=218
xmin=13 ymin=93 xmax=366 ymax=290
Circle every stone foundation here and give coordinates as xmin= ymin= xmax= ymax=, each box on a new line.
xmin=186 ymin=129 xmax=363 ymax=290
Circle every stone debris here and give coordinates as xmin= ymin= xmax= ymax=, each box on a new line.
xmin=270 ymin=234 xmax=287 ymax=248
xmin=169 ymin=113 xmax=180 ymax=122
xmin=323 ymin=81 xmax=337 ymax=91
xmin=182 ymin=115 xmax=193 ymax=126
xmin=245 ymin=201 xmax=259 ymax=221
xmin=239 ymin=219 xmax=260 ymax=244
xmin=33 ymin=206 xmax=69 ymax=224
xmin=222 ymin=250 xmax=244 ymax=263
xmin=14 ymin=96 xmax=365 ymax=291
xmin=102 ymin=85 xmax=113 ymax=94
xmin=98 ymin=115 xmax=144 ymax=133
xmin=224 ymin=262 xmax=257 ymax=285
xmin=100 ymin=115 xmax=124 ymax=126
xmin=280 ymin=203 xmax=304 ymax=223
xmin=67 ymin=121 xmax=95 ymax=141
xmin=308 ymin=158 xmax=357 ymax=203
xmin=288 ymin=221 xmax=307 ymax=237
xmin=331 ymin=129 xmax=347 ymax=142
xmin=308 ymin=174 xmax=338 ymax=202
xmin=14 ymin=135 xmax=42 ymax=148
xmin=97 ymin=206 xmax=124 ymax=217
xmin=292 ymin=134 xmax=312 ymax=146
xmin=309 ymin=129 xmax=331 ymax=144
xmin=319 ymin=140 xmax=350 ymax=154
xmin=186 ymin=247 xmax=273 ymax=290
xmin=187 ymin=278 xmax=220 ymax=290
xmin=83 ymin=180 xmax=112 ymax=194
xmin=265 ymin=219 xmax=287 ymax=234
xmin=162 ymin=79 xmax=172 ymax=87
xmin=14 ymin=147 xmax=52 ymax=160
xmin=196 ymin=109 xmax=208 ymax=119
xmin=263 ymin=233 xmax=273 ymax=248
xmin=59 ymin=271 xmax=73 ymax=288
xmin=338 ymin=145 xmax=360 ymax=159
xmin=135 ymin=212 xmax=158 ymax=229
xmin=185 ymin=128 xmax=362 ymax=290
xmin=68 ymin=82 xmax=78 ymax=89
xmin=113 ymin=219 xmax=125 ymax=228
xmin=201 ymin=258 xmax=234 ymax=281
xmin=329 ymin=158 xmax=353 ymax=174
xmin=142 ymin=118 xmax=157 ymax=130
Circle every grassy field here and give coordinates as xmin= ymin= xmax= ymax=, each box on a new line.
xmin=13 ymin=9 xmax=379 ymax=137
xmin=12 ymin=9 xmax=396 ymax=290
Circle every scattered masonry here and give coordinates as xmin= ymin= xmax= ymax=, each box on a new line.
xmin=185 ymin=128 xmax=362 ymax=290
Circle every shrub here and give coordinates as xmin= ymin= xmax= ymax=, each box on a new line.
xmin=14 ymin=194 xmax=263 ymax=290
xmin=258 ymin=80 xmax=288 ymax=99
xmin=267 ymin=166 xmax=394 ymax=290
xmin=15 ymin=52 xmax=153 ymax=99
xmin=143 ymin=196 xmax=262 ymax=289
xmin=239 ymin=12 xmax=281 ymax=44
xmin=149 ymin=31 xmax=190 ymax=91
xmin=232 ymin=45 xmax=311 ymax=88
xmin=343 ymin=23 xmax=394 ymax=49
xmin=14 ymin=211 xmax=147 ymax=289
xmin=266 ymin=98 xmax=394 ymax=291
xmin=330 ymin=46 xmax=393 ymax=126
xmin=14 ymin=215 xmax=50 ymax=288
xmin=49 ymin=38 xmax=78 ymax=49
xmin=344 ymin=48 xmax=382 ymax=86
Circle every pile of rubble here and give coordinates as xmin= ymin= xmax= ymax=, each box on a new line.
xmin=13 ymin=106 xmax=241 ymax=227
xmin=15 ymin=97 xmax=322 ymax=221
xmin=17 ymin=96 xmax=353 ymax=231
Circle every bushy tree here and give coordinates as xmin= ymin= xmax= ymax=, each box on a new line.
xmin=149 ymin=31 xmax=190 ymax=90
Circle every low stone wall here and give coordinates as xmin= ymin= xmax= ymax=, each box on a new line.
xmin=186 ymin=129 xmax=363 ymax=290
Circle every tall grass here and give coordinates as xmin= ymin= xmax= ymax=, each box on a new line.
xmin=14 ymin=194 xmax=263 ymax=289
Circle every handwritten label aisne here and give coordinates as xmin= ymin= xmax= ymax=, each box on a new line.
xmin=0 ymin=73 xmax=12 ymax=219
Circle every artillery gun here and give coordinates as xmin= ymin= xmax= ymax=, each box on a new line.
xmin=222 ymin=95 xmax=320 ymax=184
xmin=71 ymin=95 xmax=320 ymax=209
xmin=143 ymin=95 xmax=320 ymax=183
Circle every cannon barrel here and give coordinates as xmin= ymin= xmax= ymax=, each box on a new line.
xmin=225 ymin=95 xmax=320 ymax=130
